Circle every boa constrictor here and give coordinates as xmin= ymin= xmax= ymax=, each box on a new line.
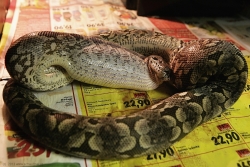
xmin=3 ymin=29 xmax=248 ymax=159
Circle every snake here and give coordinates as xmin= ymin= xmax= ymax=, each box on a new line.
xmin=3 ymin=29 xmax=248 ymax=159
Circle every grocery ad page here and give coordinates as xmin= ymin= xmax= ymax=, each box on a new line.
xmin=0 ymin=0 xmax=249 ymax=167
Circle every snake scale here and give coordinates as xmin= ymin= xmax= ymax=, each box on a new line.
xmin=3 ymin=29 xmax=248 ymax=159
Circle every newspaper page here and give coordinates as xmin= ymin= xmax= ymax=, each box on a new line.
xmin=215 ymin=18 xmax=250 ymax=51
xmin=0 ymin=0 xmax=250 ymax=167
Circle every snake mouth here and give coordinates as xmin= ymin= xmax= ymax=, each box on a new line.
xmin=34 ymin=62 xmax=74 ymax=91
xmin=145 ymin=55 xmax=171 ymax=85
xmin=43 ymin=65 xmax=66 ymax=77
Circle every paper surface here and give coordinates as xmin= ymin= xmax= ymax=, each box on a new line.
xmin=0 ymin=0 xmax=250 ymax=167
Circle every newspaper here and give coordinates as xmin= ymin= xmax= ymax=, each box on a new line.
xmin=215 ymin=18 xmax=250 ymax=51
xmin=0 ymin=0 xmax=250 ymax=167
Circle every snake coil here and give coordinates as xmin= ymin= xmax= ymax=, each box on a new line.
xmin=3 ymin=29 xmax=248 ymax=159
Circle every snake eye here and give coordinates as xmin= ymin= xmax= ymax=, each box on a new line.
xmin=152 ymin=57 xmax=158 ymax=60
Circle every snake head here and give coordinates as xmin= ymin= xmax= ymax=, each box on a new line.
xmin=145 ymin=55 xmax=171 ymax=83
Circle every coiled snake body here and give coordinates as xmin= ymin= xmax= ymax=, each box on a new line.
xmin=3 ymin=29 xmax=248 ymax=159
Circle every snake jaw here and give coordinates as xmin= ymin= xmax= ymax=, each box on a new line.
xmin=145 ymin=55 xmax=171 ymax=84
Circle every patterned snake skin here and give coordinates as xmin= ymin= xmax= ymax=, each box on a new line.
xmin=3 ymin=29 xmax=248 ymax=159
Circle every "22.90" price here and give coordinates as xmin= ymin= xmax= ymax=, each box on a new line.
xmin=123 ymin=99 xmax=151 ymax=108
xmin=147 ymin=147 xmax=174 ymax=160
xmin=211 ymin=131 xmax=240 ymax=145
